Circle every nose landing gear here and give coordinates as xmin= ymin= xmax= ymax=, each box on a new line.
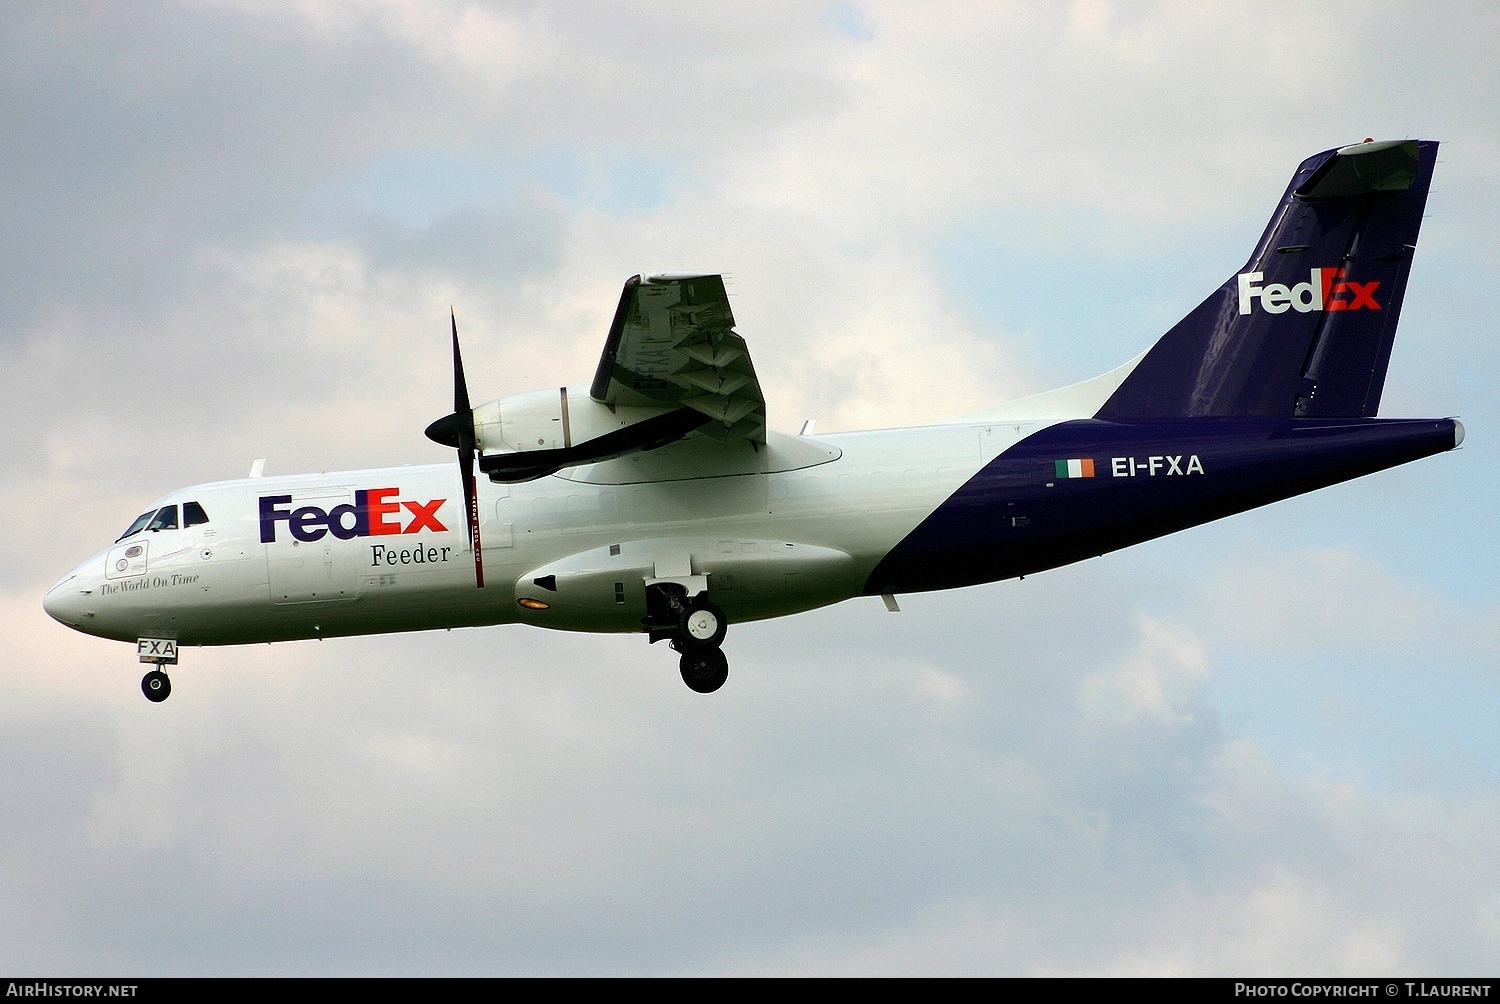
xmin=646 ymin=585 xmax=731 ymax=693
xmin=141 ymin=669 xmax=172 ymax=703
xmin=136 ymin=637 xmax=178 ymax=703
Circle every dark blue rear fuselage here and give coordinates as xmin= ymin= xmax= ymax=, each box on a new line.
xmin=866 ymin=417 xmax=1459 ymax=594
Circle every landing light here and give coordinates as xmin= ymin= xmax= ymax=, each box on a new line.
xmin=517 ymin=597 xmax=550 ymax=611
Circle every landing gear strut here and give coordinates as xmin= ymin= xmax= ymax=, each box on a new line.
xmin=646 ymin=585 xmax=731 ymax=693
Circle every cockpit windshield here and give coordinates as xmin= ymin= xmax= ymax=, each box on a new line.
xmin=147 ymin=506 xmax=179 ymax=532
xmin=117 ymin=511 xmax=156 ymax=542
xmin=116 ymin=501 xmax=211 ymax=542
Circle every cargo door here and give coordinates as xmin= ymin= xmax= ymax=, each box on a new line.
xmin=264 ymin=487 xmax=359 ymax=604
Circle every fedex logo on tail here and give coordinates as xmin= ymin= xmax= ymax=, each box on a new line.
xmin=1238 ymin=268 xmax=1381 ymax=315
xmin=260 ymin=489 xmax=448 ymax=543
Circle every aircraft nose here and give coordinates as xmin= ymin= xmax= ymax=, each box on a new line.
xmin=42 ymin=572 xmax=88 ymax=628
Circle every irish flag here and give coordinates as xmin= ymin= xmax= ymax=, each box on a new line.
xmin=1054 ymin=458 xmax=1095 ymax=479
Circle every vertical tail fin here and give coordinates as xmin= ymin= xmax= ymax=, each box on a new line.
xmin=1096 ymin=139 xmax=1437 ymax=420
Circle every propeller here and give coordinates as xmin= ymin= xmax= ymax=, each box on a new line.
xmin=424 ymin=309 xmax=484 ymax=587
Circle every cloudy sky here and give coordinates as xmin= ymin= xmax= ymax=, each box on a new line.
xmin=4 ymin=0 xmax=1498 ymax=976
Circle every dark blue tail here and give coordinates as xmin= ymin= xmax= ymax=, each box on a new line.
xmin=1097 ymin=140 xmax=1438 ymax=420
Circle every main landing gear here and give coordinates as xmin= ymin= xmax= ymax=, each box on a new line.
xmin=646 ymin=585 xmax=731 ymax=693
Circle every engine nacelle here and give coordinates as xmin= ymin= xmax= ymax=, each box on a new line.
xmin=473 ymin=386 xmax=676 ymax=454
xmin=469 ymin=386 xmax=701 ymax=481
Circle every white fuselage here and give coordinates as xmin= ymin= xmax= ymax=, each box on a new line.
xmin=43 ymin=420 xmax=1049 ymax=648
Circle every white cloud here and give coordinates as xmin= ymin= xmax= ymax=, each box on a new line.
xmin=1195 ymin=546 xmax=1441 ymax=654
xmin=1079 ymin=614 xmax=1210 ymax=726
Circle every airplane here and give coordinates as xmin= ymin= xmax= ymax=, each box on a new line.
xmin=44 ymin=139 xmax=1463 ymax=701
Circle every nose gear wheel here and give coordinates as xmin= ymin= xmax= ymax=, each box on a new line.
xmin=141 ymin=669 xmax=171 ymax=703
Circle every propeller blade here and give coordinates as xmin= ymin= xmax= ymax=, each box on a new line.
xmin=443 ymin=308 xmax=483 ymax=587
xmin=462 ymin=443 xmax=484 ymax=589
xmin=452 ymin=307 xmax=471 ymax=420
xmin=425 ymin=309 xmax=477 ymax=451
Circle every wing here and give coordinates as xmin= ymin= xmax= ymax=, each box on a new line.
xmin=589 ymin=274 xmax=766 ymax=444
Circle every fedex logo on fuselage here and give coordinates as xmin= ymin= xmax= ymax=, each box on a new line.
xmin=259 ymin=489 xmax=449 ymax=544
xmin=1238 ymin=268 xmax=1381 ymax=315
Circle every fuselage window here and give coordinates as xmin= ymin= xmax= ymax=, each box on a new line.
xmin=147 ymin=505 xmax=179 ymax=532
xmin=117 ymin=511 xmax=156 ymax=542
xmin=183 ymin=501 xmax=210 ymax=527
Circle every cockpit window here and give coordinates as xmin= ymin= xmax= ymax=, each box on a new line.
xmin=146 ymin=505 xmax=179 ymax=532
xmin=117 ymin=510 xmax=156 ymax=542
xmin=116 ymin=502 xmax=208 ymax=541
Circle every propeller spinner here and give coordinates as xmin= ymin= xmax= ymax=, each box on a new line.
xmin=424 ymin=309 xmax=484 ymax=587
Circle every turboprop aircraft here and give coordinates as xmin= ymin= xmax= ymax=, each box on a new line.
xmin=44 ymin=139 xmax=1463 ymax=701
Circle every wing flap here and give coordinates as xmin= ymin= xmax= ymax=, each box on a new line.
xmin=590 ymin=274 xmax=767 ymax=444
